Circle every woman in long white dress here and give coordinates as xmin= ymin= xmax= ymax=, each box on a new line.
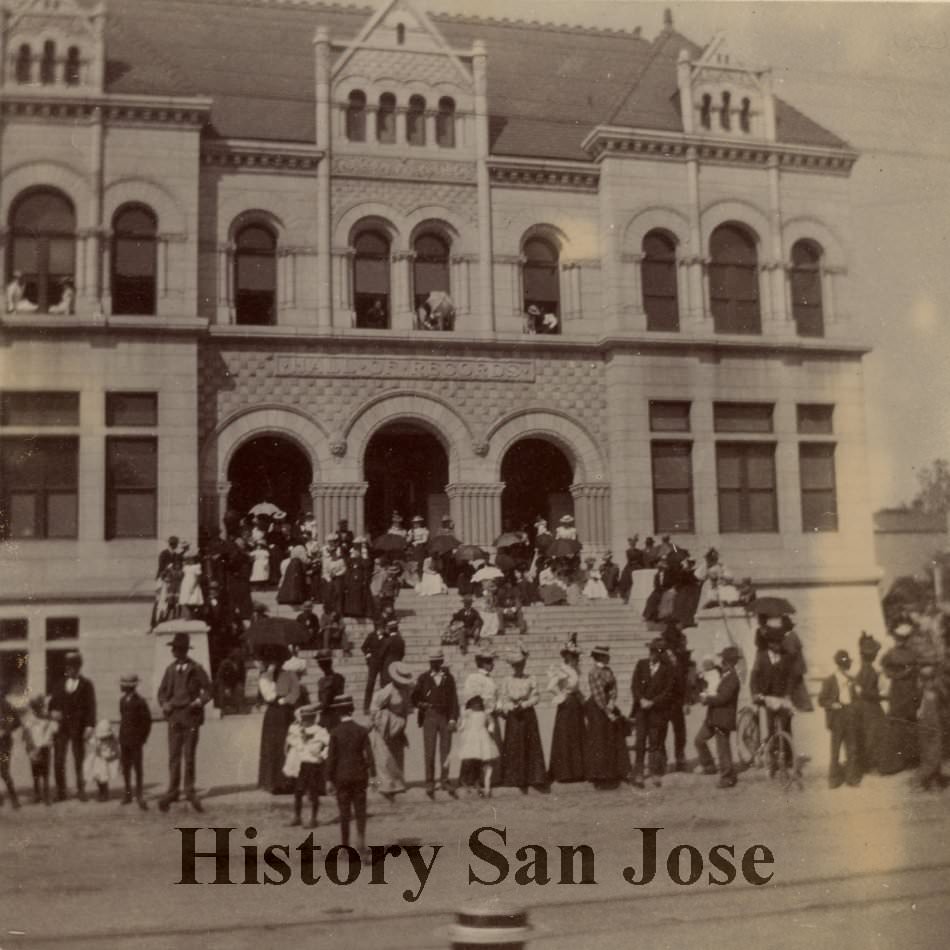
xmin=458 ymin=652 xmax=500 ymax=795
xmin=415 ymin=556 xmax=447 ymax=596
xmin=582 ymin=558 xmax=609 ymax=600
xmin=178 ymin=554 xmax=204 ymax=617
xmin=250 ymin=542 xmax=270 ymax=586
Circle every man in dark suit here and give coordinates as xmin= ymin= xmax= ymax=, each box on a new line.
xmin=630 ymin=638 xmax=675 ymax=787
xmin=326 ymin=695 xmax=374 ymax=851
xmin=818 ymin=649 xmax=861 ymax=788
xmin=360 ymin=624 xmax=387 ymax=714
xmin=295 ymin=601 xmax=321 ymax=649
xmin=118 ymin=673 xmax=152 ymax=809
xmin=750 ymin=620 xmax=795 ymax=771
xmin=49 ymin=650 xmax=97 ymax=801
xmin=156 ymin=536 xmax=181 ymax=579
xmin=378 ymin=622 xmax=406 ymax=687
xmin=450 ymin=597 xmax=483 ymax=655
xmin=156 ymin=633 xmax=212 ymax=812
xmin=695 ymin=645 xmax=742 ymax=787
xmin=315 ymin=650 xmax=346 ymax=728
xmin=411 ymin=649 xmax=460 ymax=799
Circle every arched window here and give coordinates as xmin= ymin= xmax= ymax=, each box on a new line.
xmin=436 ymin=96 xmax=456 ymax=147
xmin=346 ymin=90 xmax=366 ymax=142
xmin=111 ymin=205 xmax=157 ymax=316
xmin=709 ymin=224 xmax=761 ymax=334
xmin=377 ymin=93 xmax=396 ymax=144
xmin=65 ymin=46 xmax=81 ymax=86
xmin=40 ymin=40 xmax=55 ymax=85
xmin=413 ymin=233 xmax=450 ymax=313
xmin=699 ymin=93 xmax=712 ymax=130
xmin=8 ymin=189 xmax=76 ymax=313
xmin=15 ymin=44 xmax=31 ymax=84
xmin=720 ymin=91 xmax=731 ymax=130
xmin=790 ymin=240 xmax=824 ymax=337
xmin=407 ymin=95 xmax=426 ymax=146
xmin=234 ymin=224 xmax=276 ymax=326
xmin=641 ymin=230 xmax=679 ymax=332
xmin=522 ymin=236 xmax=560 ymax=334
xmin=353 ymin=230 xmax=391 ymax=329
xmin=396 ymin=23 xmax=406 ymax=45
xmin=739 ymin=97 xmax=751 ymax=133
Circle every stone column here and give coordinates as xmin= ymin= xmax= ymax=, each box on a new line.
xmin=391 ymin=252 xmax=414 ymax=331
xmin=332 ymin=247 xmax=354 ymax=314
xmin=311 ymin=482 xmax=369 ymax=537
xmin=560 ymin=260 xmax=581 ymax=322
xmin=472 ymin=41 xmax=495 ymax=332
xmin=217 ymin=242 xmax=234 ymax=324
xmin=570 ymin=482 xmax=611 ymax=549
xmin=425 ymin=111 xmax=437 ymax=146
xmin=766 ymin=154 xmax=788 ymax=326
xmin=685 ymin=146 xmax=705 ymax=327
xmin=313 ymin=28 xmax=332 ymax=329
xmin=446 ymin=482 xmax=504 ymax=548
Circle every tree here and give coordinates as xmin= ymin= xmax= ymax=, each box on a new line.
xmin=910 ymin=458 xmax=950 ymax=515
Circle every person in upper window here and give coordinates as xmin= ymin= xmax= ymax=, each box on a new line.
xmin=48 ymin=277 xmax=75 ymax=315
xmin=364 ymin=299 xmax=387 ymax=329
xmin=540 ymin=311 xmax=559 ymax=334
xmin=5 ymin=270 xmax=38 ymax=313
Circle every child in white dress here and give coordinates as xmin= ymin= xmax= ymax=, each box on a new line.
xmin=415 ymin=556 xmax=447 ymax=596
xmin=84 ymin=720 xmax=120 ymax=802
xmin=250 ymin=541 xmax=270 ymax=586
xmin=178 ymin=554 xmax=204 ymax=616
xmin=455 ymin=696 xmax=498 ymax=796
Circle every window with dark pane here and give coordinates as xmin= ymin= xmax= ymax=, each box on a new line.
xmin=9 ymin=188 xmax=76 ymax=313
xmin=353 ymin=230 xmax=391 ymax=328
xmin=522 ymin=236 xmax=560 ymax=333
xmin=377 ymin=93 xmax=396 ymax=144
xmin=40 ymin=40 xmax=55 ymax=84
xmin=642 ymin=230 xmax=679 ymax=331
xmin=0 ymin=650 xmax=28 ymax=695
xmin=436 ymin=97 xmax=456 ymax=147
xmin=716 ymin=442 xmax=778 ymax=532
xmin=346 ymin=90 xmax=367 ymax=142
xmin=700 ymin=93 xmax=711 ymax=129
xmin=46 ymin=617 xmax=78 ymax=641
xmin=714 ymin=402 xmax=773 ymax=434
xmin=407 ymin=95 xmax=426 ymax=146
xmin=709 ymin=224 xmax=761 ymax=334
xmin=649 ymin=401 xmax=691 ymax=432
xmin=0 ymin=436 xmax=78 ymax=539
xmin=413 ymin=233 xmax=450 ymax=311
xmin=800 ymin=443 xmax=838 ymax=532
xmin=112 ymin=204 xmax=157 ymax=315
xmin=46 ymin=649 xmax=70 ymax=695
xmin=790 ymin=239 xmax=824 ymax=337
xmin=106 ymin=392 xmax=157 ymax=427
xmin=105 ymin=437 xmax=157 ymax=539
xmin=796 ymin=404 xmax=834 ymax=435
xmin=739 ymin=97 xmax=751 ymax=133
xmin=234 ymin=224 xmax=276 ymax=326
xmin=0 ymin=619 xmax=27 ymax=642
xmin=15 ymin=44 xmax=31 ymax=83
xmin=652 ymin=442 xmax=695 ymax=533
xmin=0 ymin=391 xmax=78 ymax=426
xmin=720 ymin=91 xmax=731 ymax=130
xmin=64 ymin=46 xmax=81 ymax=85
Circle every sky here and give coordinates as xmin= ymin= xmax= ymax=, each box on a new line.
xmin=413 ymin=0 xmax=950 ymax=510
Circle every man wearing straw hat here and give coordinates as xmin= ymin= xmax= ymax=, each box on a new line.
xmin=412 ymin=649 xmax=460 ymax=799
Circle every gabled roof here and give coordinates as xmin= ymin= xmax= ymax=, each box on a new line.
xmin=103 ymin=0 xmax=849 ymax=156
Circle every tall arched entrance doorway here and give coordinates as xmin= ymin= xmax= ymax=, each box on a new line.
xmin=501 ymin=438 xmax=574 ymax=534
xmin=227 ymin=435 xmax=312 ymax=522
xmin=364 ymin=423 xmax=449 ymax=537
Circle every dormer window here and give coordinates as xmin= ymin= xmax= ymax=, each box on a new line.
xmin=720 ymin=91 xmax=731 ymax=130
xmin=377 ymin=93 xmax=396 ymax=144
xmin=740 ymin=98 xmax=751 ymax=133
xmin=396 ymin=22 xmax=406 ymax=45
xmin=40 ymin=40 xmax=55 ymax=85
xmin=64 ymin=46 xmax=80 ymax=86
xmin=700 ymin=94 xmax=712 ymax=130
xmin=407 ymin=95 xmax=426 ymax=146
xmin=15 ymin=44 xmax=31 ymax=84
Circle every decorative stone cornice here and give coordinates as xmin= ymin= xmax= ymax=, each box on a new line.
xmin=582 ymin=127 xmax=858 ymax=177
xmin=445 ymin=482 xmax=505 ymax=498
xmin=0 ymin=92 xmax=212 ymax=129
xmin=202 ymin=139 xmax=323 ymax=173
xmin=488 ymin=158 xmax=599 ymax=193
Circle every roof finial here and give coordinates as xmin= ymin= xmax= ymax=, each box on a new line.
xmin=663 ymin=8 xmax=674 ymax=31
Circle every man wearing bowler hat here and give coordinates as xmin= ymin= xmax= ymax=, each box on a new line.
xmin=412 ymin=649 xmax=460 ymax=798
xmin=695 ymin=645 xmax=742 ymax=788
xmin=630 ymin=637 xmax=675 ymax=788
xmin=156 ymin=633 xmax=212 ymax=812
xmin=48 ymin=650 xmax=97 ymax=801
xmin=818 ymin=649 xmax=862 ymax=788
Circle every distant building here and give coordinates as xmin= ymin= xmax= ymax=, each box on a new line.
xmin=873 ymin=508 xmax=948 ymax=594
xmin=0 ymin=0 xmax=881 ymax=709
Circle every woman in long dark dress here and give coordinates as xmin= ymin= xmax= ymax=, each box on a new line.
xmin=225 ymin=537 xmax=253 ymax=623
xmin=854 ymin=631 xmax=886 ymax=774
xmin=878 ymin=622 xmax=921 ymax=774
xmin=343 ymin=548 xmax=370 ymax=618
xmin=585 ymin=645 xmax=630 ymax=787
xmin=547 ymin=635 xmax=586 ymax=783
xmin=499 ymin=648 xmax=547 ymax=790
xmin=257 ymin=653 xmax=303 ymax=793
xmin=671 ymin=557 xmax=703 ymax=629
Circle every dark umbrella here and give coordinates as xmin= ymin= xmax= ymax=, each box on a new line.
xmin=455 ymin=544 xmax=489 ymax=563
xmin=534 ymin=533 xmax=554 ymax=552
xmin=244 ymin=617 xmax=311 ymax=652
xmin=494 ymin=531 xmax=527 ymax=548
xmin=547 ymin=538 xmax=581 ymax=558
xmin=750 ymin=596 xmax=796 ymax=617
xmin=429 ymin=534 xmax=461 ymax=555
xmin=372 ymin=533 xmax=408 ymax=554
xmin=494 ymin=552 xmax=517 ymax=572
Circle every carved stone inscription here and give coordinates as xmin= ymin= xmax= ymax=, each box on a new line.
xmin=274 ymin=354 xmax=535 ymax=382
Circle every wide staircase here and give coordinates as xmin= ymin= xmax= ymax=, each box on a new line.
xmin=248 ymin=588 xmax=655 ymax=704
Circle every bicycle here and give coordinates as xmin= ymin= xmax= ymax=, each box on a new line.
xmin=735 ymin=696 xmax=804 ymax=791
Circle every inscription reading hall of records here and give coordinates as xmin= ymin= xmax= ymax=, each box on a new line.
xmin=274 ymin=354 xmax=536 ymax=382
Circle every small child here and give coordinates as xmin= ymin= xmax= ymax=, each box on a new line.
xmin=0 ymin=690 xmax=21 ymax=810
xmin=284 ymin=703 xmax=329 ymax=829
xmin=455 ymin=695 xmax=498 ymax=798
xmin=214 ymin=648 xmax=247 ymax=715
xmin=118 ymin=674 xmax=152 ymax=809
xmin=916 ymin=665 xmax=947 ymax=791
xmin=84 ymin=720 xmax=120 ymax=802
xmin=22 ymin=695 xmax=58 ymax=805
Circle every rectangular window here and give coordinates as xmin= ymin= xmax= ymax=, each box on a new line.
xmin=797 ymin=404 xmax=834 ymax=435
xmin=649 ymin=401 xmax=691 ymax=432
xmin=800 ymin=443 xmax=838 ymax=532
xmin=0 ymin=436 xmax=79 ymax=539
xmin=0 ymin=649 xmax=28 ymax=694
xmin=714 ymin=402 xmax=774 ymax=434
xmin=716 ymin=442 xmax=778 ymax=532
xmin=106 ymin=437 xmax=157 ymax=539
xmin=106 ymin=392 xmax=158 ymax=427
xmin=0 ymin=391 xmax=79 ymax=427
xmin=46 ymin=649 xmax=69 ymax=695
xmin=652 ymin=441 xmax=694 ymax=533
xmin=46 ymin=617 xmax=78 ymax=641
xmin=0 ymin=619 xmax=28 ymax=642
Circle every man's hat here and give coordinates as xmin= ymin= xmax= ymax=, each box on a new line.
xmin=474 ymin=648 xmax=496 ymax=662
xmin=440 ymin=515 xmax=453 ymax=524
xmin=527 ymin=304 xmax=542 ymax=316
xmin=719 ymin=645 xmax=741 ymax=663
xmin=649 ymin=637 xmax=666 ymax=652
xmin=169 ymin=633 xmax=191 ymax=651
xmin=833 ymin=649 xmax=851 ymax=667
xmin=462 ymin=594 xmax=473 ymax=603
xmin=168 ymin=536 xmax=180 ymax=546
xmin=428 ymin=648 xmax=445 ymax=663
xmin=559 ymin=514 xmax=574 ymax=525
xmin=315 ymin=648 xmax=333 ymax=662
xmin=64 ymin=650 xmax=83 ymax=667
xmin=412 ymin=515 xmax=424 ymax=523
xmin=591 ymin=644 xmax=611 ymax=660
xmin=283 ymin=656 xmax=307 ymax=674
xmin=764 ymin=616 xmax=787 ymax=634
xmin=385 ymin=619 xmax=400 ymax=630
xmin=330 ymin=695 xmax=355 ymax=713
xmin=119 ymin=673 xmax=139 ymax=687
xmin=391 ymin=512 xmax=403 ymax=522
xmin=388 ymin=661 xmax=414 ymax=686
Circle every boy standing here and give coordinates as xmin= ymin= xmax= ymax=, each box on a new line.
xmin=118 ymin=674 xmax=152 ymax=809
xmin=326 ymin=696 xmax=374 ymax=852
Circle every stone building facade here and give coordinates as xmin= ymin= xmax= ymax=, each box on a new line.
xmin=0 ymin=0 xmax=882 ymax=707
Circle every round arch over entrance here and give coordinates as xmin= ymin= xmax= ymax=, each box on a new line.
xmin=364 ymin=422 xmax=449 ymax=538
xmin=227 ymin=435 xmax=313 ymax=523
xmin=501 ymin=438 xmax=574 ymax=534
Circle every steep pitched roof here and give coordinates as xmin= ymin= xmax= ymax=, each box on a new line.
xmin=103 ymin=0 xmax=848 ymax=155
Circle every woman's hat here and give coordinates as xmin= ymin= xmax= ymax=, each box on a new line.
xmin=858 ymin=631 xmax=881 ymax=658
xmin=388 ymin=661 xmax=414 ymax=686
xmin=591 ymin=645 xmax=611 ymax=660
xmin=891 ymin=621 xmax=914 ymax=639
xmin=282 ymin=656 xmax=307 ymax=674
xmin=391 ymin=512 xmax=403 ymax=522
xmin=527 ymin=304 xmax=541 ymax=316
xmin=561 ymin=633 xmax=581 ymax=657
xmin=559 ymin=515 xmax=574 ymax=525
xmin=507 ymin=645 xmax=529 ymax=665
xmin=412 ymin=515 xmax=424 ymax=523
xmin=119 ymin=673 xmax=139 ymax=687
xmin=94 ymin=719 xmax=114 ymax=739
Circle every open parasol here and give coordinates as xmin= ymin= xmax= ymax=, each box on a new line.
xmin=249 ymin=502 xmax=282 ymax=517
xmin=472 ymin=565 xmax=504 ymax=583
xmin=151 ymin=619 xmax=209 ymax=637
xmin=429 ymin=534 xmax=461 ymax=555
xmin=494 ymin=531 xmax=528 ymax=549
xmin=455 ymin=544 xmax=489 ymax=563
xmin=750 ymin=596 xmax=796 ymax=617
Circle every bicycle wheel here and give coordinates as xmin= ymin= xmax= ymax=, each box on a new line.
xmin=765 ymin=730 xmax=798 ymax=791
xmin=736 ymin=706 xmax=760 ymax=765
